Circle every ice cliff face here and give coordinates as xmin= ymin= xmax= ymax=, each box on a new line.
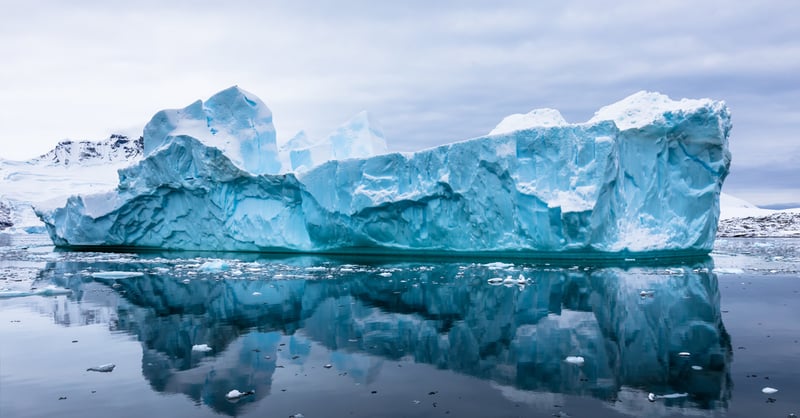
xmin=37 ymin=89 xmax=731 ymax=256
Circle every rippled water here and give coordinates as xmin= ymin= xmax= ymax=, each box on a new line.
xmin=1 ymin=234 xmax=798 ymax=417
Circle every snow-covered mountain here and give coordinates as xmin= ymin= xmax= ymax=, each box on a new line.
xmin=0 ymin=134 xmax=143 ymax=231
xmin=30 ymin=134 xmax=143 ymax=167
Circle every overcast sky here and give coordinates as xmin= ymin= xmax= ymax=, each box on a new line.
xmin=1 ymin=0 xmax=798 ymax=205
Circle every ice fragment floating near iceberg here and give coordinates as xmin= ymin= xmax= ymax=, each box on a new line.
xmin=37 ymin=88 xmax=731 ymax=257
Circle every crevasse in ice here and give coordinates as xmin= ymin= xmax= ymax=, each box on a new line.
xmin=37 ymin=88 xmax=731 ymax=256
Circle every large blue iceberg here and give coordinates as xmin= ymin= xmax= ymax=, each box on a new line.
xmin=37 ymin=87 xmax=731 ymax=257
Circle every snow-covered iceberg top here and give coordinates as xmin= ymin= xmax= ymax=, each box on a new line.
xmin=37 ymin=89 xmax=731 ymax=257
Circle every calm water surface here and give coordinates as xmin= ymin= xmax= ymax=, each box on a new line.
xmin=1 ymin=234 xmax=798 ymax=417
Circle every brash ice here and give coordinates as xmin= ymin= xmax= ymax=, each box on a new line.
xmin=37 ymin=87 xmax=731 ymax=257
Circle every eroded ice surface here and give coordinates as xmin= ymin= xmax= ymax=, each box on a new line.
xmin=37 ymin=89 xmax=731 ymax=256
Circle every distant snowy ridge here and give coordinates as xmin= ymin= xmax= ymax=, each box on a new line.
xmin=718 ymin=193 xmax=800 ymax=237
xmin=30 ymin=134 xmax=143 ymax=167
xmin=0 ymin=134 xmax=143 ymax=231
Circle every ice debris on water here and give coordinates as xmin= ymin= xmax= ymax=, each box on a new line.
xmin=762 ymin=387 xmax=779 ymax=394
xmin=0 ymin=286 xmax=72 ymax=299
xmin=90 ymin=271 xmax=144 ymax=280
xmin=564 ymin=356 xmax=585 ymax=365
xmin=678 ymin=352 xmax=691 ymax=357
xmin=692 ymin=365 xmax=703 ymax=370
xmin=87 ymin=364 xmax=115 ymax=372
xmin=192 ymin=344 xmax=212 ymax=352
xmin=640 ymin=290 xmax=655 ymax=298
xmin=714 ymin=267 xmax=745 ymax=274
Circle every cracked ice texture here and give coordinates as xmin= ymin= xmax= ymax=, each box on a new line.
xmin=37 ymin=89 xmax=731 ymax=256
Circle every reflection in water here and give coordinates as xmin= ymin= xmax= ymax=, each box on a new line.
xmin=39 ymin=256 xmax=730 ymax=416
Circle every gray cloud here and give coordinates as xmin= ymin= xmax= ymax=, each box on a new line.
xmin=1 ymin=0 xmax=798 ymax=204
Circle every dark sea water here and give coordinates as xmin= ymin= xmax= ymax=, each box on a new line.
xmin=1 ymin=234 xmax=798 ymax=418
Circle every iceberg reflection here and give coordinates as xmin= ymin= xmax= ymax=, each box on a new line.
xmin=41 ymin=256 xmax=730 ymax=415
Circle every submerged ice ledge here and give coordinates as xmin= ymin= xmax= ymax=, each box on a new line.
xmin=37 ymin=88 xmax=731 ymax=257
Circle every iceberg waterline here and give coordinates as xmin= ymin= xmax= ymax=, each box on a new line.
xmin=37 ymin=88 xmax=731 ymax=257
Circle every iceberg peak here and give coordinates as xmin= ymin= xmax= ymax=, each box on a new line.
xmin=588 ymin=90 xmax=722 ymax=130
xmin=489 ymin=108 xmax=568 ymax=135
xmin=143 ymin=85 xmax=280 ymax=175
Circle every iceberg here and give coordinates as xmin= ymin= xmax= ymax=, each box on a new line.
xmin=37 ymin=88 xmax=731 ymax=257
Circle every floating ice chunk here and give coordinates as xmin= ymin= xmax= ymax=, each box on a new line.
xmin=762 ymin=387 xmax=778 ymax=394
xmin=640 ymin=290 xmax=655 ymax=298
xmin=199 ymin=260 xmax=230 ymax=273
xmin=87 ymin=363 xmax=115 ymax=372
xmin=378 ymin=272 xmax=393 ymax=277
xmin=691 ymin=365 xmax=703 ymax=370
xmin=225 ymin=389 xmax=255 ymax=400
xmin=564 ymin=356 xmax=585 ymax=365
xmin=714 ymin=268 xmax=745 ymax=274
xmin=678 ymin=352 xmax=691 ymax=357
xmin=487 ymin=277 xmax=503 ymax=285
xmin=91 ymin=271 xmax=144 ymax=280
xmin=252 ymin=291 xmax=262 ymax=296
xmin=192 ymin=344 xmax=212 ymax=352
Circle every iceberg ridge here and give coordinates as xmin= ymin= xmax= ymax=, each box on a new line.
xmin=37 ymin=89 xmax=731 ymax=256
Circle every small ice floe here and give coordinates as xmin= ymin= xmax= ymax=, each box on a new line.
xmin=692 ymin=365 xmax=703 ymax=371
xmin=487 ymin=277 xmax=503 ymax=285
xmin=378 ymin=272 xmax=393 ymax=277
xmin=199 ymin=260 xmax=230 ymax=273
xmin=252 ymin=291 xmax=262 ymax=296
xmin=714 ymin=267 xmax=745 ymax=274
xmin=324 ymin=364 xmax=332 ymax=369
xmin=86 ymin=363 xmax=115 ymax=372
xmin=90 ymin=271 xmax=144 ymax=280
xmin=0 ymin=286 xmax=72 ymax=299
xmin=678 ymin=352 xmax=691 ymax=357
xmin=762 ymin=387 xmax=779 ymax=394
xmin=640 ymin=290 xmax=655 ymax=298
xmin=483 ymin=262 xmax=514 ymax=269
xmin=225 ymin=389 xmax=255 ymax=401
xmin=289 ymin=414 xmax=305 ymax=418
xmin=181 ymin=279 xmax=191 ymax=284
xmin=564 ymin=356 xmax=585 ymax=365
xmin=192 ymin=344 xmax=212 ymax=352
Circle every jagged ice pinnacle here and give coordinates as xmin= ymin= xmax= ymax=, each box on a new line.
xmin=37 ymin=88 xmax=731 ymax=257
